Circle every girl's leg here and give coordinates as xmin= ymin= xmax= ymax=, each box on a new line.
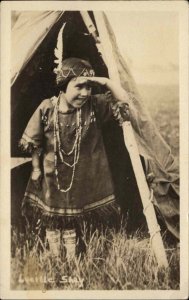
xmin=45 ymin=218 xmax=61 ymax=257
xmin=46 ymin=228 xmax=61 ymax=257
xmin=62 ymin=228 xmax=77 ymax=259
xmin=46 ymin=218 xmax=77 ymax=259
xmin=62 ymin=219 xmax=77 ymax=259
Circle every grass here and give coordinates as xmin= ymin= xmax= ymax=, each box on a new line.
xmin=11 ymin=84 xmax=180 ymax=290
xmin=11 ymin=220 xmax=179 ymax=290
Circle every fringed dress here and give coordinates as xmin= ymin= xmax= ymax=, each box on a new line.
xmin=20 ymin=92 xmax=127 ymax=227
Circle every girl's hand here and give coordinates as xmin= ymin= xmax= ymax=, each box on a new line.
xmin=87 ymin=76 xmax=108 ymax=86
xmin=79 ymin=76 xmax=108 ymax=87
xmin=31 ymin=168 xmax=42 ymax=190
xmin=79 ymin=76 xmax=129 ymax=103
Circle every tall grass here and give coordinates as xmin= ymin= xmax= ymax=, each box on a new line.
xmin=11 ymin=220 xmax=179 ymax=290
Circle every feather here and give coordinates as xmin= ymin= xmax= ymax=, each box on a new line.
xmin=54 ymin=23 xmax=66 ymax=71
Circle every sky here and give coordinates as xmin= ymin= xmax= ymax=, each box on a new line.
xmin=106 ymin=11 xmax=179 ymax=85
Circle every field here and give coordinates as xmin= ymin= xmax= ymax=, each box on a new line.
xmin=139 ymin=84 xmax=179 ymax=158
xmin=11 ymin=84 xmax=179 ymax=290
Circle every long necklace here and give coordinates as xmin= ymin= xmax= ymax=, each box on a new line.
xmin=53 ymin=97 xmax=82 ymax=193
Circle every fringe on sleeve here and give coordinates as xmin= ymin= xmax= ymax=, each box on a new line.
xmin=110 ymin=100 xmax=130 ymax=126
xmin=19 ymin=133 xmax=43 ymax=155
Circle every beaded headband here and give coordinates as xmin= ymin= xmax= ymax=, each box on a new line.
xmin=57 ymin=67 xmax=95 ymax=78
xmin=55 ymin=65 xmax=95 ymax=86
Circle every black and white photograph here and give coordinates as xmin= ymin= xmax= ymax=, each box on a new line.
xmin=0 ymin=1 xmax=188 ymax=299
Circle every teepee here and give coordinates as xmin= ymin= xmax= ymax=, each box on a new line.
xmin=11 ymin=10 xmax=179 ymax=267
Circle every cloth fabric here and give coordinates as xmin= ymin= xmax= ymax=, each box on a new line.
xmin=20 ymin=92 xmax=125 ymax=220
xmin=103 ymin=14 xmax=179 ymax=238
xmin=11 ymin=11 xmax=63 ymax=84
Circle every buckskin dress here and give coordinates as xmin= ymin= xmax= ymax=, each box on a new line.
xmin=20 ymin=92 xmax=126 ymax=225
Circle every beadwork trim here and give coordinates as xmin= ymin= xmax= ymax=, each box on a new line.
xmin=53 ymin=97 xmax=82 ymax=192
xmin=55 ymin=67 xmax=95 ymax=78
xmin=19 ymin=133 xmax=42 ymax=155
xmin=111 ymin=101 xmax=130 ymax=125
xmin=24 ymin=191 xmax=116 ymax=216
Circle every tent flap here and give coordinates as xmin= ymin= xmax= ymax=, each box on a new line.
xmin=11 ymin=11 xmax=63 ymax=84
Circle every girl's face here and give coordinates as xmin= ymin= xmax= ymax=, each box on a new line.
xmin=64 ymin=77 xmax=92 ymax=109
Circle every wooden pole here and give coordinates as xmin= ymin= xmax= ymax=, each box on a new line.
xmin=80 ymin=12 xmax=108 ymax=66
xmin=122 ymin=122 xmax=168 ymax=268
xmin=81 ymin=11 xmax=168 ymax=268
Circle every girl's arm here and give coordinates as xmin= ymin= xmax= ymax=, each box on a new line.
xmin=88 ymin=77 xmax=129 ymax=103
xmin=31 ymin=150 xmax=42 ymax=186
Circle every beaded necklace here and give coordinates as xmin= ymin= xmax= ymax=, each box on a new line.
xmin=53 ymin=97 xmax=82 ymax=193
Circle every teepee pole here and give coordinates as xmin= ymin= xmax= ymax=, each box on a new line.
xmin=122 ymin=122 xmax=168 ymax=268
xmin=81 ymin=11 xmax=168 ymax=268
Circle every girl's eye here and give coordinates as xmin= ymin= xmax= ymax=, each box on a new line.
xmin=74 ymin=86 xmax=82 ymax=91
xmin=75 ymin=85 xmax=82 ymax=90
xmin=75 ymin=85 xmax=91 ymax=91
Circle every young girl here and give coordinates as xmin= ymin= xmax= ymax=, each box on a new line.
xmin=19 ymin=57 xmax=130 ymax=257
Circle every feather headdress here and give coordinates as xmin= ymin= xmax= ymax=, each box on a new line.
xmin=54 ymin=23 xmax=66 ymax=74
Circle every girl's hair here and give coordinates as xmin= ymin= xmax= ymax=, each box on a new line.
xmin=56 ymin=57 xmax=95 ymax=92
xmin=58 ymin=77 xmax=74 ymax=93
